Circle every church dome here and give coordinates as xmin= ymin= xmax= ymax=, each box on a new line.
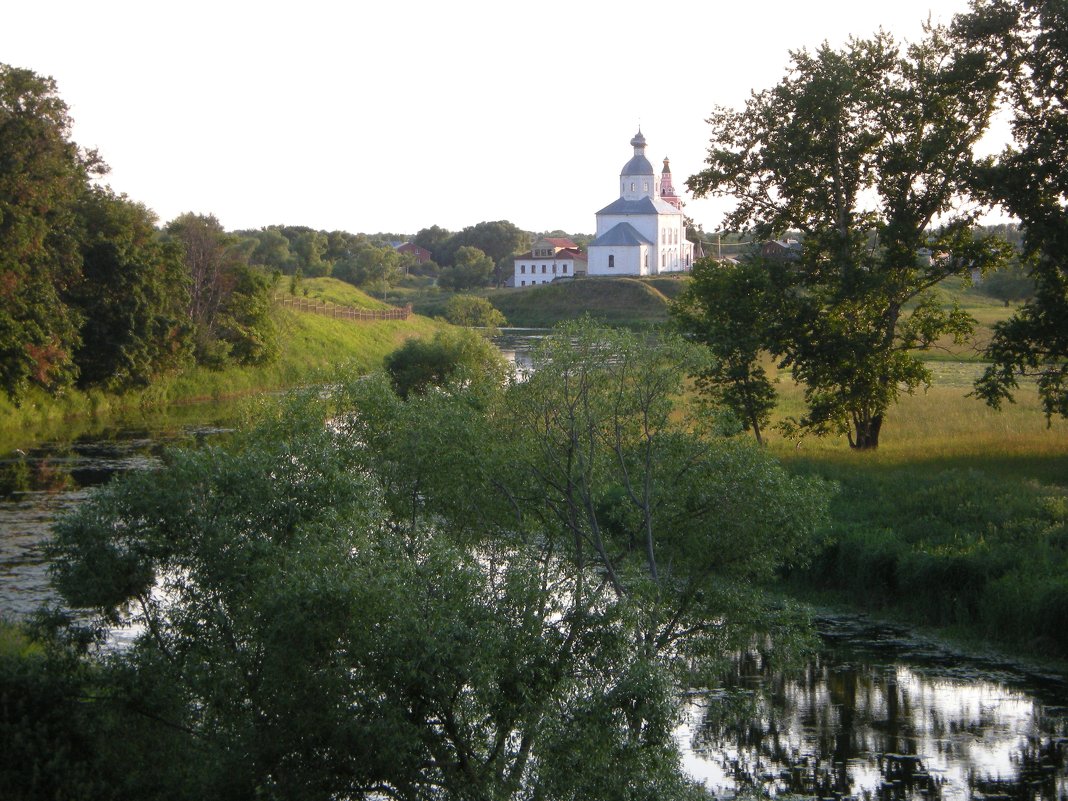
xmin=621 ymin=154 xmax=655 ymax=176
xmin=621 ymin=129 xmax=654 ymax=176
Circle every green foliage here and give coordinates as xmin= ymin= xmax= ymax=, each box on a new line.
xmin=46 ymin=321 xmax=828 ymax=799
xmin=71 ymin=188 xmax=193 ymax=390
xmin=0 ymin=64 xmax=98 ymax=402
xmin=672 ymin=259 xmax=778 ymax=444
xmin=332 ymin=239 xmax=401 ymax=293
xmin=412 ymin=224 xmax=453 ymax=265
xmin=414 ymin=221 xmax=526 ymax=273
xmin=438 ymin=245 xmax=495 ymax=291
xmin=964 ymin=0 xmax=1068 ymax=421
xmin=978 ymin=260 xmax=1035 ymax=304
xmin=687 ymin=27 xmax=1012 ymax=449
xmin=215 ymin=265 xmax=278 ymax=365
xmin=164 ymin=213 xmax=277 ymax=369
xmin=444 ymin=294 xmax=507 ymax=329
xmin=791 ymin=464 xmax=1068 ymax=655
xmin=383 ymin=327 xmax=509 ymax=399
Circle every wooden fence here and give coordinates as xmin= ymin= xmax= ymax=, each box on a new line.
xmin=275 ymin=294 xmax=412 ymax=322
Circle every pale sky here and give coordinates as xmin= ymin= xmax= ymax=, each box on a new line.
xmin=4 ymin=0 xmax=978 ymax=237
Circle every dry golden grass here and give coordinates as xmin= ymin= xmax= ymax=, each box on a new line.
xmin=765 ymin=361 xmax=1068 ymax=486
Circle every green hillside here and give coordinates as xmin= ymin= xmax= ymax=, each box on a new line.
xmin=486 ymin=278 xmax=674 ymax=328
xmin=293 ymin=277 xmax=397 ymax=310
xmin=0 ymin=295 xmax=442 ymax=452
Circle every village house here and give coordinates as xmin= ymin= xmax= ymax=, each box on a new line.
xmin=395 ymin=242 xmax=433 ymax=264
xmin=513 ymin=237 xmax=588 ymax=287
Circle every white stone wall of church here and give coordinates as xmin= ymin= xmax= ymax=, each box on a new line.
xmin=588 ymin=246 xmax=645 ymax=276
xmin=619 ymin=175 xmax=656 ymax=200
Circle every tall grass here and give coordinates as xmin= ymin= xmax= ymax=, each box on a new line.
xmin=767 ymin=360 xmax=1068 ymax=485
xmin=767 ymin=356 xmax=1068 ymax=659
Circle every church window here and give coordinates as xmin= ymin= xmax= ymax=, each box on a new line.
xmin=630 ymin=182 xmax=635 ymax=191
xmin=643 ymin=181 xmax=648 ymax=191
xmin=662 ymin=253 xmax=666 ymax=267
xmin=608 ymin=255 xmax=615 ymax=269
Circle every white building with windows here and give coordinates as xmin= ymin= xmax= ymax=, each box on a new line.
xmin=587 ymin=131 xmax=693 ymax=276
xmin=513 ymin=237 xmax=587 ymax=287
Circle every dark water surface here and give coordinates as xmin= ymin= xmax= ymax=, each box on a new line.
xmin=0 ymin=420 xmax=233 ymax=619
xmin=681 ymin=616 xmax=1068 ymax=801
xmin=1 ymin=410 xmax=1066 ymax=800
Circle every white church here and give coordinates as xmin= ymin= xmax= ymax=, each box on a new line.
xmin=586 ymin=130 xmax=694 ymax=276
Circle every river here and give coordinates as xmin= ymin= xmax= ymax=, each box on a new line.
xmin=1 ymin=383 xmax=1066 ymax=799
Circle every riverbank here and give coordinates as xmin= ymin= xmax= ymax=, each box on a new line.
xmin=761 ymin=362 xmax=1068 ymax=662
xmin=0 ymin=304 xmax=442 ymax=453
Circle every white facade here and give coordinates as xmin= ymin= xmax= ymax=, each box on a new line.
xmin=513 ymin=237 xmax=587 ymax=287
xmin=587 ymin=131 xmax=694 ymax=277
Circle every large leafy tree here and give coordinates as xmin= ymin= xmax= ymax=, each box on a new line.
xmin=49 ymin=321 xmax=827 ymax=800
xmin=70 ymin=188 xmax=193 ymax=389
xmin=687 ymin=28 xmax=1010 ymax=449
xmin=964 ymin=0 xmax=1068 ymax=421
xmin=383 ymin=327 xmax=508 ymax=399
xmin=0 ymin=64 xmax=101 ymax=402
xmin=449 ymin=220 xmax=526 ymax=287
xmin=438 ymin=245 xmax=495 ymax=291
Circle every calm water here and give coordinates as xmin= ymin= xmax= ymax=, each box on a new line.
xmin=682 ymin=616 xmax=1068 ymax=801
xmin=0 ymin=421 xmax=232 ymax=619
xmin=1 ymin=405 xmax=1066 ymax=800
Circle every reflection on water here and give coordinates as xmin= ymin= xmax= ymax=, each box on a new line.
xmin=0 ymin=424 xmax=231 ymax=619
xmin=491 ymin=328 xmax=546 ymax=377
xmin=681 ymin=616 xmax=1068 ymax=801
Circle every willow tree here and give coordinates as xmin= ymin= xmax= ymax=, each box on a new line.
xmin=687 ymin=27 xmax=1010 ymax=449
xmin=49 ymin=321 xmax=828 ymax=801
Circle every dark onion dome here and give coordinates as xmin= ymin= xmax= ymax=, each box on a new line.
xmin=622 ymin=129 xmax=654 ymax=175
xmin=621 ymin=154 xmax=655 ymax=175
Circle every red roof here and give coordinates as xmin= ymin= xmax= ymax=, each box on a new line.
xmin=544 ymin=237 xmax=578 ymax=249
